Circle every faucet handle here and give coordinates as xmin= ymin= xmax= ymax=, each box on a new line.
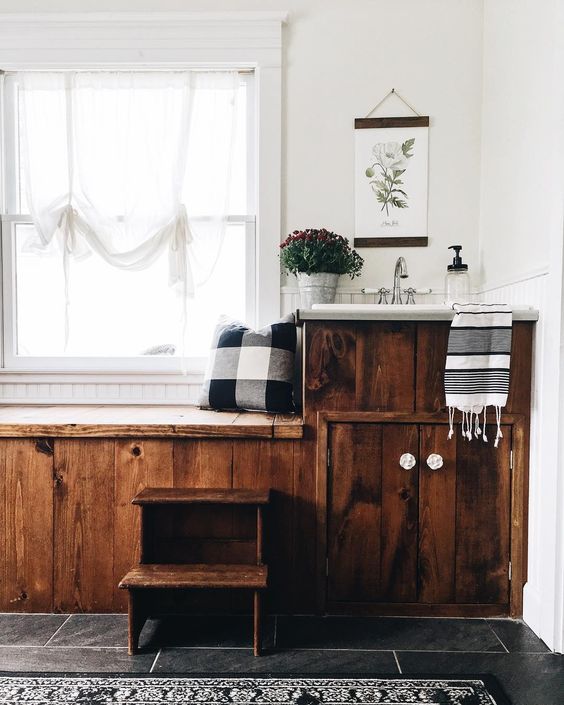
xmin=403 ymin=287 xmax=417 ymax=304
xmin=377 ymin=287 xmax=391 ymax=304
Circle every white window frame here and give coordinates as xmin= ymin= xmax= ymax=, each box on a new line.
xmin=1 ymin=71 xmax=256 ymax=373
xmin=0 ymin=11 xmax=284 ymax=382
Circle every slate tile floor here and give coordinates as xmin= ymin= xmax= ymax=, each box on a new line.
xmin=0 ymin=613 xmax=562 ymax=705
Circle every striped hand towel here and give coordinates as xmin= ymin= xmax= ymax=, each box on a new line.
xmin=445 ymin=303 xmax=512 ymax=447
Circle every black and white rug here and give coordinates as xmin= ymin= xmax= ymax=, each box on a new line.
xmin=0 ymin=675 xmax=511 ymax=704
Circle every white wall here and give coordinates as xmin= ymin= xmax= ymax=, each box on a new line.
xmin=281 ymin=0 xmax=484 ymax=294
xmin=479 ymin=0 xmax=560 ymax=287
xmin=480 ymin=0 xmax=564 ymax=652
xmin=0 ymin=0 xmax=485 ymax=296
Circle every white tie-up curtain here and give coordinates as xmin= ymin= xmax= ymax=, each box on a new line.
xmin=18 ymin=70 xmax=239 ymax=348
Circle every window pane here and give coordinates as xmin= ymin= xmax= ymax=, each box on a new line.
xmin=13 ymin=73 xmax=252 ymax=218
xmin=6 ymin=71 xmax=255 ymax=366
xmin=14 ymin=222 xmax=248 ymax=358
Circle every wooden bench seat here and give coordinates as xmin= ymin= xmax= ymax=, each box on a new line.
xmin=119 ymin=563 xmax=268 ymax=590
xmin=0 ymin=405 xmax=303 ymax=438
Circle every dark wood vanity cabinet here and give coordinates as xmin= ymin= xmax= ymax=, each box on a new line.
xmin=326 ymin=422 xmax=511 ymax=614
xmin=303 ymin=319 xmax=533 ymax=617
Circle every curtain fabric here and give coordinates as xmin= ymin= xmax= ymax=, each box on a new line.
xmin=18 ymin=70 xmax=239 ymax=345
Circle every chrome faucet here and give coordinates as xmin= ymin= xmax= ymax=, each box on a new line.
xmin=392 ymin=256 xmax=408 ymax=304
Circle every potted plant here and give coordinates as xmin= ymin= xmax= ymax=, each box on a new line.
xmin=280 ymin=228 xmax=364 ymax=307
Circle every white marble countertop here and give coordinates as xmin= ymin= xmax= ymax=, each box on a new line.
xmin=296 ymin=304 xmax=539 ymax=322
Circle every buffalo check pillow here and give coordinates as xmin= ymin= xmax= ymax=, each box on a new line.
xmin=199 ymin=314 xmax=296 ymax=413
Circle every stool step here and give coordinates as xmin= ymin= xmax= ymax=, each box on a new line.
xmin=119 ymin=563 xmax=268 ymax=590
xmin=132 ymin=487 xmax=270 ymax=506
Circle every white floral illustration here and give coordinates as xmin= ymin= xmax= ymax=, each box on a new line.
xmin=365 ymin=138 xmax=415 ymax=215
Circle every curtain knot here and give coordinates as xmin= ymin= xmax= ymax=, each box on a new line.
xmin=57 ymin=204 xmax=79 ymax=253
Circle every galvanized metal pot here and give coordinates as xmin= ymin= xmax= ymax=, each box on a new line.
xmin=297 ymin=272 xmax=340 ymax=308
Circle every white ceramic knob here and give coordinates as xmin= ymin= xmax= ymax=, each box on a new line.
xmin=399 ymin=452 xmax=416 ymax=470
xmin=426 ymin=453 xmax=444 ymax=470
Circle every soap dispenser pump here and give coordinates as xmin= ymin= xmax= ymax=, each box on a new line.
xmin=445 ymin=245 xmax=470 ymax=304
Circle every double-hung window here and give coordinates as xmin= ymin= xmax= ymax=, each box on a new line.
xmin=0 ymin=69 xmax=256 ymax=372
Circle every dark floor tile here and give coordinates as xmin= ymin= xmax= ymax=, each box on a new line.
xmin=277 ymin=616 xmax=503 ymax=652
xmin=153 ymin=647 xmax=398 ymax=674
xmin=0 ymin=646 xmax=155 ymax=672
xmin=397 ymin=651 xmax=564 ymax=705
xmin=143 ymin=615 xmax=276 ymax=650
xmin=0 ymin=614 xmax=69 ymax=646
xmin=46 ymin=614 xmax=274 ymax=651
xmin=46 ymin=614 xmax=130 ymax=648
xmin=487 ymin=619 xmax=550 ymax=653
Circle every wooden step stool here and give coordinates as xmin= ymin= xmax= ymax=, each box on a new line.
xmin=119 ymin=487 xmax=270 ymax=656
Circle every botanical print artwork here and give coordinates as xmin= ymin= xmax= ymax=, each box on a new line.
xmin=354 ymin=120 xmax=429 ymax=238
xmin=365 ymin=139 xmax=415 ymax=215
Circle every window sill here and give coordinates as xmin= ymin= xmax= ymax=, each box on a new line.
xmin=0 ymin=370 xmax=205 ymax=382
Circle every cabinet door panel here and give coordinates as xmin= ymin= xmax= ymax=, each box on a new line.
xmin=416 ymin=323 xmax=449 ymax=412
xmin=304 ymin=323 xmax=357 ymax=410
xmin=455 ymin=429 xmax=511 ymax=604
xmin=356 ymin=323 xmax=415 ymax=411
xmin=418 ymin=425 xmax=457 ymax=603
xmin=327 ymin=423 xmax=382 ymax=602
xmin=381 ymin=424 xmax=419 ymax=601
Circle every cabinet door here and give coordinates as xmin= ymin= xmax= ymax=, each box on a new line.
xmin=327 ymin=423 xmax=418 ymax=603
xmin=418 ymin=425 xmax=457 ymax=603
xmin=455 ymin=427 xmax=512 ymax=605
xmin=418 ymin=424 xmax=511 ymax=606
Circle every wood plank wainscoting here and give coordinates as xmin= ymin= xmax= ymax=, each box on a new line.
xmin=0 ymin=411 xmax=306 ymax=615
xmin=0 ymin=320 xmax=533 ymax=618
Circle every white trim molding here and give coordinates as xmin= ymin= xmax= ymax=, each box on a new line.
xmin=0 ymin=12 xmax=288 ymax=69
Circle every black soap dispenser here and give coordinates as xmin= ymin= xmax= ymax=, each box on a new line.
xmin=444 ymin=245 xmax=470 ymax=303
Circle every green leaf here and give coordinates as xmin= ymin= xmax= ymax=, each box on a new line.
xmin=390 ymin=197 xmax=408 ymax=209
xmin=401 ymin=138 xmax=415 ymax=158
xmin=393 ymin=169 xmax=405 ymax=178
xmin=391 ymin=188 xmax=408 ymax=198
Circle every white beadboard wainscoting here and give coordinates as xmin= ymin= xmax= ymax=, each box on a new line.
xmin=0 ymin=374 xmax=204 ymax=405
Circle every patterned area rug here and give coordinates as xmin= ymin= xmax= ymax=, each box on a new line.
xmin=0 ymin=675 xmax=511 ymax=704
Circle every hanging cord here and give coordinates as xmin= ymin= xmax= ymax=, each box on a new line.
xmin=364 ymin=87 xmax=421 ymax=118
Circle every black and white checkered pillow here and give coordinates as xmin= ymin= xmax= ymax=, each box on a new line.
xmin=199 ymin=314 xmax=296 ymax=413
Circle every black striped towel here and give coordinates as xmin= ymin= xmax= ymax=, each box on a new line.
xmin=445 ymin=303 xmax=512 ymax=447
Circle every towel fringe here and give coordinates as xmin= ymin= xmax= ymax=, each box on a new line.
xmin=494 ymin=405 xmax=503 ymax=448
xmin=447 ymin=407 xmax=454 ymax=440
xmin=446 ymin=404 xmax=504 ymax=446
